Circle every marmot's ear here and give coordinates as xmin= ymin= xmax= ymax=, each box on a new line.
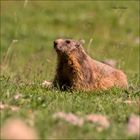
xmin=76 ymin=39 xmax=85 ymax=47
xmin=79 ymin=39 xmax=85 ymax=45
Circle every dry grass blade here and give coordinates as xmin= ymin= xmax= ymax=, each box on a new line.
xmin=1 ymin=40 xmax=18 ymax=72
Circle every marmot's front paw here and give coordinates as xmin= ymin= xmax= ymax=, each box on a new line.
xmin=42 ymin=80 xmax=52 ymax=88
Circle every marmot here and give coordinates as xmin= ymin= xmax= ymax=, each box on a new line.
xmin=52 ymin=39 xmax=128 ymax=91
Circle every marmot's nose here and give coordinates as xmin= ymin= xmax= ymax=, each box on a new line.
xmin=54 ymin=39 xmax=64 ymax=47
xmin=54 ymin=41 xmax=58 ymax=47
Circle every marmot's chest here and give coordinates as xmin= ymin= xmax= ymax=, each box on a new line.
xmin=61 ymin=61 xmax=74 ymax=78
xmin=57 ymin=61 xmax=76 ymax=89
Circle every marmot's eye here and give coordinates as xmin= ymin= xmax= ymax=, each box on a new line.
xmin=66 ymin=40 xmax=71 ymax=44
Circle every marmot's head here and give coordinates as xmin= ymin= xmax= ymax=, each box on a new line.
xmin=54 ymin=39 xmax=85 ymax=57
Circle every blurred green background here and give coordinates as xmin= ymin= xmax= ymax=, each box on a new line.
xmin=0 ymin=1 xmax=140 ymax=139
xmin=1 ymin=0 xmax=139 ymax=83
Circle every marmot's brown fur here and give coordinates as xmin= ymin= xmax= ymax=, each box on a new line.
xmin=53 ymin=39 xmax=128 ymax=91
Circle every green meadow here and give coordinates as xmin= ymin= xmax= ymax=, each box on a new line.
xmin=0 ymin=1 xmax=139 ymax=139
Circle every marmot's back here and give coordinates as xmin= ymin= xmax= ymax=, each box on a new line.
xmin=90 ymin=58 xmax=128 ymax=89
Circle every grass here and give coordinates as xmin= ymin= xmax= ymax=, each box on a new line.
xmin=0 ymin=0 xmax=140 ymax=139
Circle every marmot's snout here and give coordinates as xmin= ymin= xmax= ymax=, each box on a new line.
xmin=54 ymin=39 xmax=64 ymax=51
xmin=54 ymin=41 xmax=58 ymax=48
xmin=54 ymin=39 xmax=72 ymax=53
